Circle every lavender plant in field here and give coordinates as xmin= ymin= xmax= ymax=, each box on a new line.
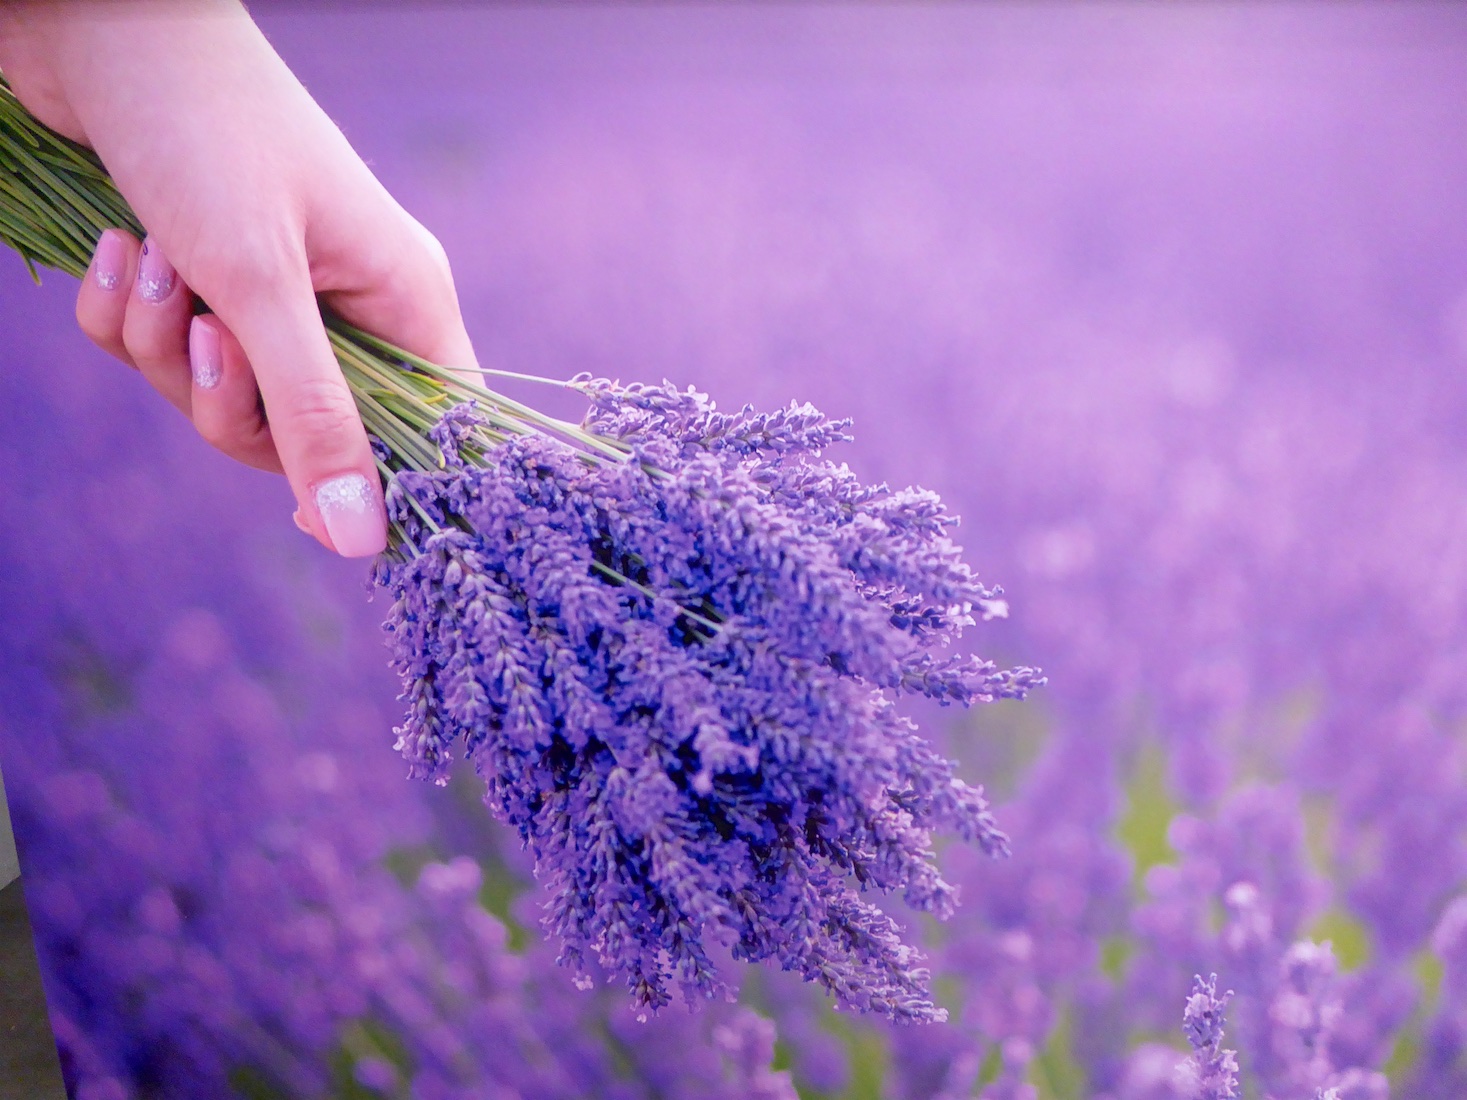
xmin=1109 ymin=786 xmax=1389 ymax=1100
xmin=1180 ymin=974 xmax=1239 ymax=1100
xmin=376 ymin=382 xmax=1039 ymax=1021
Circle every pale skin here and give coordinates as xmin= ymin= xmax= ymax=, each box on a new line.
xmin=0 ymin=0 xmax=479 ymax=557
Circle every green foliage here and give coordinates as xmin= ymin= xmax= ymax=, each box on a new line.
xmin=331 ymin=1020 xmax=413 ymax=1098
xmin=229 ymin=1065 xmax=290 ymax=1100
xmin=825 ymin=1016 xmax=889 ymax=1100
xmin=949 ymin=695 xmax=1051 ymax=803
xmin=1307 ymin=908 xmax=1372 ymax=972
xmin=382 ymin=844 xmax=439 ymax=889
xmin=1116 ymin=745 xmax=1180 ymax=890
xmin=1301 ymin=793 xmax=1337 ymax=878
xmin=1379 ymin=949 xmax=1448 ymax=1085
xmin=1383 ymin=1022 xmax=1422 ymax=1082
xmin=1415 ymin=947 xmax=1445 ymax=1006
xmin=975 ymin=1043 xmax=1002 ymax=1091
xmin=475 ymin=852 xmax=530 ymax=953
xmin=1031 ymin=1008 xmax=1085 ymax=1100
xmin=933 ymin=974 xmax=965 ymax=1018
xmin=1100 ymin=935 xmax=1134 ymax=981
xmin=769 ymin=990 xmax=887 ymax=1100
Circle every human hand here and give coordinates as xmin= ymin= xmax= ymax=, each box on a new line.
xmin=0 ymin=0 xmax=477 ymax=557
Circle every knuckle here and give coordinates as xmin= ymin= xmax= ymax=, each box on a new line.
xmin=403 ymin=219 xmax=455 ymax=290
xmin=204 ymin=225 xmax=307 ymax=308
xmin=275 ymin=375 xmax=362 ymax=451
xmin=419 ymin=229 xmax=454 ymax=283
xmin=121 ymin=309 xmax=178 ymax=364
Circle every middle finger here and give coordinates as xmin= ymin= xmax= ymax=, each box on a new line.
xmin=122 ymin=236 xmax=196 ymax=417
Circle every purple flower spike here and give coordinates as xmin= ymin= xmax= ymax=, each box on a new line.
xmin=1180 ymin=973 xmax=1240 ymax=1100
xmin=375 ymin=390 xmax=1038 ymax=1020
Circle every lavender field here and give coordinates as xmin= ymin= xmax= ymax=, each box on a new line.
xmin=3 ymin=5 xmax=1467 ymax=1097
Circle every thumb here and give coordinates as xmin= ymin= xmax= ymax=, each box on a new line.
xmin=320 ymin=213 xmax=479 ymax=380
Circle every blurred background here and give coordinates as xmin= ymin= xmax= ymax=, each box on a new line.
xmin=2 ymin=4 xmax=1467 ymax=1097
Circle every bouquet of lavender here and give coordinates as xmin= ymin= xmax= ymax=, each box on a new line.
xmin=0 ymin=76 xmax=1041 ymax=1021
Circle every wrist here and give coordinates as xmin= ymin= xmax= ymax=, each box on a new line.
xmin=0 ymin=2 xmax=83 ymax=140
xmin=2 ymin=1 xmax=257 ymax=150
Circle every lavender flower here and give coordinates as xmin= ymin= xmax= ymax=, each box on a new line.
xmin=1270 ymin=941 xmax=1342 ymax=1091
xmin=1180 ymin=974 xmax=1240 ymax=1100
xmin=374 ymin=385 xmax=1039 ymax=1021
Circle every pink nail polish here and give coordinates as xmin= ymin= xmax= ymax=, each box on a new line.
xmin=93 ymin=230 xmax=126 ymax=291
xmin=136 ymin=236 xmax=176 ymax=303
xmin=313 ymin=473 xmax=387 ymax=558
xmin=189 ymin=316 xmax=222 ymax=390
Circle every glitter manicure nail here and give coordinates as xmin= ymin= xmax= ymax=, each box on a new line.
xmin=92 ymin=230 xmax=126 ymax=291
xmin=136 ymin=237 xmax=176 ymax=303
xmin=189 ymin=317 xmax=222 ymax=390
xmin=314 ymin=473 xmax=387 ymax=558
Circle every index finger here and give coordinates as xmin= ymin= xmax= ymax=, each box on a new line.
xmin=222 ymin=264 xmax=386 ymax=558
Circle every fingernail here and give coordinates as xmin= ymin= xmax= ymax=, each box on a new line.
xmin=313 ymin=473 xmax=387 ymax=558
xmin=93 ymin=230 xmax=126 ymax=291
xmin=136 ymin=236 xmax=176 ymax=303
xmin=189 ymin=316 xmax=222 ymax=390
